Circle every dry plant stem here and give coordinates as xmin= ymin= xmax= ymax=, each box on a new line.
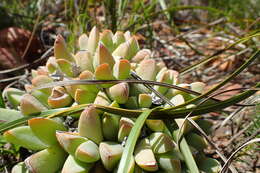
xmin=180 ymin=33 xmax=260 ymax=75
xmin=187 ymin=118 xmax=238 ymax=173
xmin=35 ymin=78 xmax=257 ymax=107
xmin=220 ymin=138 xmax=260 ymax=173
xmin=177 ymin=87 xmax=260 ymax=141
xmin=167 ymin=49 xmax=260 ymax=110
xmin=21 ymin=3 xmax=42 ymax=60
xmin=130 ymin=72 xmax=201 ymax=172
xmin=225 ymin=122 xmax=254 ymax=147
xmin=176 ymin=88 xmax=256 ymax=173
xmin=0 ymin=47 xmax=54 ymax=75
xmin=173 ymin=17 xmax=227 ymax=41
xmin=0 ymin=75 xmax=27 ymax=83
xmin=130 ymin=72 xmax=174 ymax=106
xmin=236 ymin=128 xmax=260 ymax=149
xmin=219 ymin=95 xmax=257 ymax=128
xmin=203 ymin=48 xmax=252 ymax=75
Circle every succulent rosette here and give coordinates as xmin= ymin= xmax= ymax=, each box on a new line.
xmin=1 ymin=27 xmax=221 ymax=173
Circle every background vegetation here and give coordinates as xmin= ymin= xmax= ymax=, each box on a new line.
xmin=0 ymin=0 xmax=259 ymax=172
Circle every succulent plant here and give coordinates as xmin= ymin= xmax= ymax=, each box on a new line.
xmin=1 ymin=26 xmax=222 ymax=173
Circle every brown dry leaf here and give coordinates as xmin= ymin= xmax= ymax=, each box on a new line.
xmin=205 ymin=83 xmax=242 ymax=100
xmin=0 ymin=27 xmax=43 ymax=68
xmin=0 ymin=47 xmax=22 ymax=69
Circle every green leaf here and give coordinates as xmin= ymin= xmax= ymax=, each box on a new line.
xmin=0 ymin=108 xmax=66 ymax=133
xmin=29 ymin=118 xmax=67 ymax=146
xmin=117 ymin=109 xmax=153 ymax=173
xmin=180 ymin=33 xmax=260 ymax=75
xmin=165 ymin=49 xmax=260 ymax=111
xmin=4 ymin=126 xmax=47 ymax=150
xmin=0 ymin=108 xmax=23 ymax=124
xmin=0 ymin=91 xmax=5 ymax=108
xmin=173 ymin=130 xmax=200 ymax=173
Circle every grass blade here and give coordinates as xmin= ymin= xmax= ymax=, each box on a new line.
xmin=46 ymin=85 xmax=259 ymax=120
xmin=0 ymin=91 xmax=5 ymax=108
xmin=158 ymin=0 xmax=170 ymax=20
xmin=220 ymin=138 xmax=260 ymax=173
xmin=117 ymin=109 xmax=153 ymax=173
xmin=173 ymin=130 xmax=200 ymax=173
xmin=180 ymin=32 xmax=260 ymax=75
xmin=164 ymin=49 xmax=260 ymax=111
xmin=0 ymin=108 xmax=66 ymax=133
xmin=118 ymin=0 xmax=129 ymax=23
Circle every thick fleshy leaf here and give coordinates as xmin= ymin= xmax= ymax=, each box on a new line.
xmin=31 ymin=75 xmax=53 ymax=95
xmin=99 ymin=142 xmax=123 ymax=171
xmin=20 ymin=94 xmax=48 ymax=116
xmin=25 ymin=145 xmax=67 ymax=173
xmin=164 ymin=94 xmax=185 ymax=108
xmin=157 ymin=152 xmax=181 ymax=173
xmin=102 ymin=102 xmax=120 ymax=141
xmin=117 ymin=109 xmax=153 ymax=173
xmin=132 ymin=49 xmax=151 ymax=63
xmin=78 ymin=34 xmax=88 ymax=50
xmin=113 ymin=155 xmax=135 ymax=173
xmin=78 ymin=106 xmax=103 ymax=144
xmin=149 ymin=132 xmax=175 ymax=154
xmin=87 ymin=26 xmax=99 ymax=54
xmin=95 ymin=63 xmax=115 ymax=80
xmin=124 ymin=96 xmax=139 ymax=109
xmin=175 ymin=116 xmax=200 ymax=134
xmin=3 ymin=88 xmax=25 ymax=109
xmin=134 ymin=138 xmax=158 ymax=172
xmin=46 ymin=56 xmax=58 ymax=74
xmin=93 ymin=43 xmax=115 ymax=69
xmin=95 ymin=64 xmax=115 ymax=88
xmin=48 ymin=87 xmax=73 ymax=108
xmin=78 ymin=70 xmax=99 ymax=93
xmin=54 ymin=34 xmax=74 ymax=61
xmin=57 ymin=59 xmax=75 ymax=77
xmin=112 ymin=41 xmax=130 ymax=60
xmin=124 ymin=31 xmax=131 ymax=40
xmin=198 ymin=157 xmax=221 ymax=173
xmin=108 ymin=83 xmax=129 ymax=104
xmin=138 ymin=94 xmax=152 ymax=108
xmin=113 ymin=59 xmax=131 ymax=80
xmin=172 ymin=130 xmax=200 ymax=173
xmin=94 ymin=91 xmax=111 ymax=106
xmin=0 ymin=108 xmax=23 ymax=124
xmin=186 ymin=133 xmax=207 ymax=151
xmin=154 ymin=70 xmax=173 ymax=95
xmin=75 ymin=51 xmax=94 ymax=72
xmin=11 ymin=162 xmax=29 ymax=173
xmin=28 ymin=117 xmax=67 ymax=146
xmin=74 ymin=89 xmax=97 ymax=104
xmin=136 ymin=59 xmax=157 ymax=81
xmin=100 ymin=29 xmax=114 ymax=52
xmin=164 ymin=83 xmax=190 ymax=99
xmin=113 ymin=31 xmax=125 ymax=49
xmin=4 ymin=126 xmax=47 ymax=150
xmin=56 ymin=131 xmax=88 ymax=155
xmin=190 ymin=82 xmax=206 ymax=93
xmin=65 ymin=84 xmax=78 ymax=99
xmin=75 ymin=140 xmax=100 ymax=163
xmin=196 ymin=119 xmax=213 ymax=135
xmin=31 ymin=89 xmax=49 ymax=108
xmin=168 ymin=69 xmax=179 ymax=85
xmin=118 ymin=117 xmax=134 ymax=142
xmin=127 ymin=37 xmax=139 ymax=59
xmin=145 ymin=119 xmax=165 ymax=132
xmin=62 ymin=155 xmax=93 ymax=173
